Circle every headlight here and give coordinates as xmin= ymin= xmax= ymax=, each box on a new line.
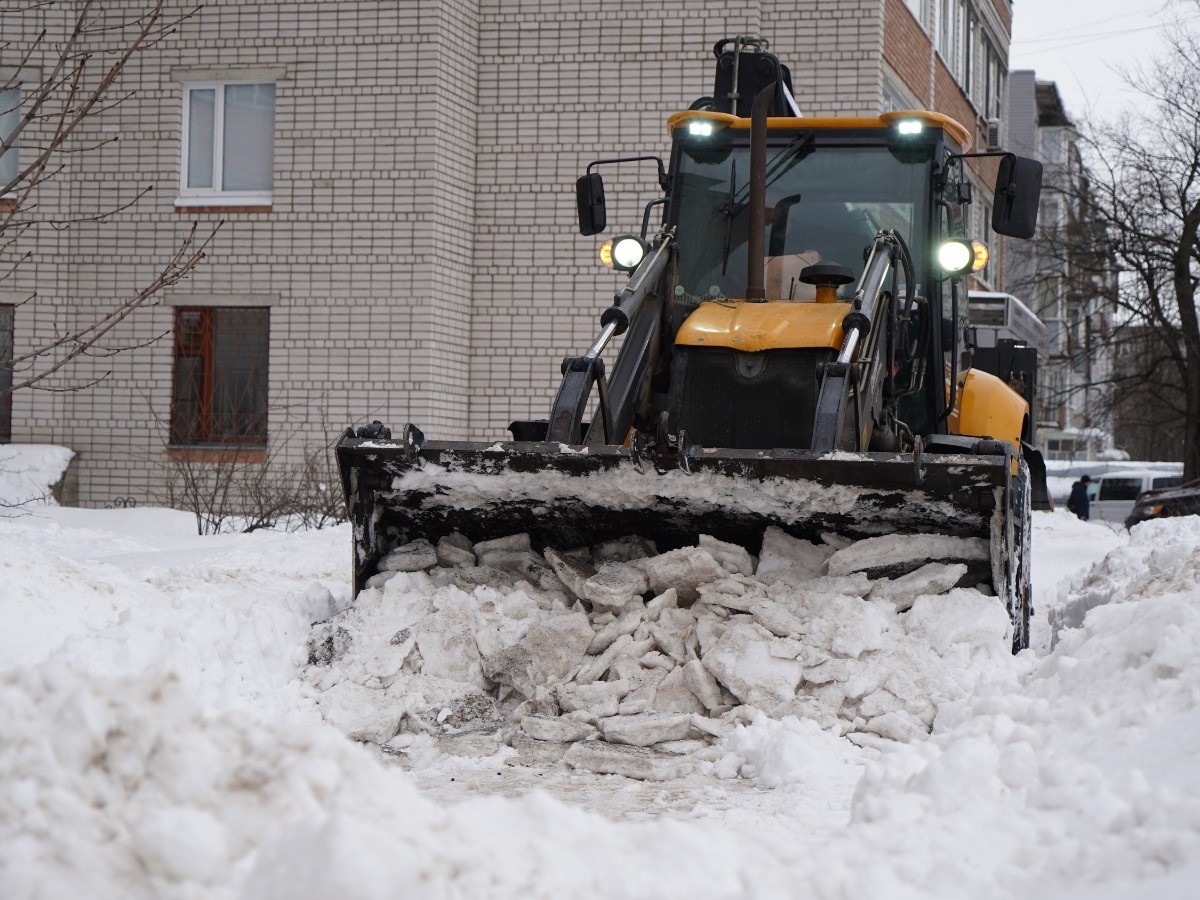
xmin=937 ymin=239 xmax=974 ymax=277
xmin=598 ymin=239 xmax=614 ymax=268
xmin=611 ymin=234 xmax=647 ymax=272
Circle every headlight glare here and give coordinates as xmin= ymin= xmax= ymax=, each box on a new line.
xmin=937 ymin=239 xmax=974 ymax=276
xmin=611 ymin=234 xmax=647 ymax=272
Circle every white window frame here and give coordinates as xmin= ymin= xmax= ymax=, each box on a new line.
xmin=178 ymin=80 xmax=274 ymax=208
xmin=0 ymin=86 xmax=20 ymax=200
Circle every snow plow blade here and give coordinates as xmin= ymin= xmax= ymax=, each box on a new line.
xmin=337 ymin=431 xmax=1030 ymax=649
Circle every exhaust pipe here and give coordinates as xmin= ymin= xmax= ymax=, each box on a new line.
xmin=745 ymin=83 xmax=776 ymax=301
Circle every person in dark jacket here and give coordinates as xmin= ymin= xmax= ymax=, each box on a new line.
xmin=1067 ymin=475 xmax=1092 ymax=520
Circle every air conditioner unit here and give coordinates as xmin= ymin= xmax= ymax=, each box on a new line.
xmin=986 ymin=118 xmax=1003 ymax=151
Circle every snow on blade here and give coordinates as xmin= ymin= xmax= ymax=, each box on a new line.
xmin=389 ymin=462 xmax=965 ymax=525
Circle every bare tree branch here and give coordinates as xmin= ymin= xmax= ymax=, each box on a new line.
xmin=1 ymin=1 xmax=215 ymax=402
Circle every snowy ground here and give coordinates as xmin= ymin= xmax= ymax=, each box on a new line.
xmin=3 ymin=448 xmax=1199 ymax=898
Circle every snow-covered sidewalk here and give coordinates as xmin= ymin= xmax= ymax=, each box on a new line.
xmin=2 ymin=449 xmax=1198 ymax=899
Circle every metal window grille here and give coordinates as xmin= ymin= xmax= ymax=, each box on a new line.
xmin=0 ymin=305 xmax=12 ymax=442
xmin=170 ymin=307 xmax=269 ymax=445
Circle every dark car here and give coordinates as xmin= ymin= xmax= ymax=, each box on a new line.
xmin=1125 ymin=478 xmax=1200 ymax=529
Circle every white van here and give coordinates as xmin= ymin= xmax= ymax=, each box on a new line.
xmin=1046 ymin=460 xmax=1183 ymax=507
xmin=1087 ymin=470 xmax=1184 ymax=524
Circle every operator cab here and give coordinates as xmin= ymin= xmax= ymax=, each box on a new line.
xmin=663 ymin=109 xmax=954 ymax=450
xmin=570 ymin=36 xmax=1042 ymax=457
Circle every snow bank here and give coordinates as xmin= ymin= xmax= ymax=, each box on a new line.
xmin=0 ymin=444 xmax=73 ymax=506
xmin=834 ymin=514 xmax=1200 ymax=896
xmin=306 ymin=527 xmax=1009 ymax=777
xmin=0 ymin=663 xmax=792 ymax=900
xmin=1031 ymin=509 xmax=1125 ymax=650
xmin=0 ymin=538 xmax=152 ymax=669
xmin=5 ymin=472 xmax=1199 ymax=899
xmin=1050 ymin=515 xmax=1200 ymax=645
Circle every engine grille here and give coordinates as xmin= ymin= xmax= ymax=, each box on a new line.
xmin=670 ymin=347 xmax=834 ymax=450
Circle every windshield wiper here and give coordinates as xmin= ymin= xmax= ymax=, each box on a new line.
xmin=721 ymin=158 xmax=738 ymax=275
xmin=730 ymin=131 xmax=815 ymax=210
xmin=718 ymin=132 xmax=815 ymax=274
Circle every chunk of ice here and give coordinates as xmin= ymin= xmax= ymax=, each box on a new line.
xmin=562 ymin=740 xmax=695 ymax=780
xmin=642 ymin=548 xmax=727 ymax=602
xmin=826 ymin=534 xmax=987 ymax=577
xmin=600 ymin=713 xmax=694 ymax=746
xmin=379 ymin=539 xmax=438 ymax=573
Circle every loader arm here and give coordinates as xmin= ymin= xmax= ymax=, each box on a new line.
xmin=810 ymin=230 xmax=907 ymax=451
xmin=547 ymin=229 xmax=674 ymax=445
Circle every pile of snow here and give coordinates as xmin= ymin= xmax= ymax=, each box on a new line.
xmin=841 ymin=514 xmax=1200 ymax=896
xmin=305 ymin=527 xmax=1010 ymax=778
xmin=1030 ymin=509 xmax=1125 ymax=650
xmin=0 ymin=444 xmax=73 ymax=506
xmin=5 ymin=436 xmax=1200 ymax=898
xmin=1051 ymin=515 xmax=1200 ymax=644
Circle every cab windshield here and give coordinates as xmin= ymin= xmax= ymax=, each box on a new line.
xmin=671 ymin=135 xmax=932 ymax=303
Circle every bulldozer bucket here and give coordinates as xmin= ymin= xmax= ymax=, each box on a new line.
xmin=337 ymin=431 xmax=1030 ymax=648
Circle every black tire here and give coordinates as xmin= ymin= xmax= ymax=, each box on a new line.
xmin=1010 ymin=457 xmax=1033 ymax=653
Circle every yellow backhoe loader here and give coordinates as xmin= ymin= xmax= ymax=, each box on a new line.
xmin=338 ymin=36 xmax=1048 ymax=651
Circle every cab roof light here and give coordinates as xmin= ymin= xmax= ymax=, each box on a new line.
xmin=687 ymin=120 xmax=716 ymax=136
xmin=896 ymin=119 xmax=924 ymax=135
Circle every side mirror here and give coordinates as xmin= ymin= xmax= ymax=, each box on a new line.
xmin=576 ymin=172 xmax=607 ymax=236
xmin=992 ymin=155 xmax=1042 ymax=239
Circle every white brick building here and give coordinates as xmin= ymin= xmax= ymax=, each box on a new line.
xmin=1 ymin=0 xmax=1013 ymax=508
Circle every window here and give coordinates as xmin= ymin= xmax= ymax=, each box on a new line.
xmin=1 ymin=87 xmax=18 ymax=196
xmin=938 ymin=0 xmax=954 ymax=63
xmin=170 ymin=307 xmax=269 ymax=445
xmin=962 ymin=5 xmax=977 ymax=99
xmin=180 ymin=82 xmax=275 ymax=204
xmin=903 ymin=0 xmax=927 ymax=27
xmin=882 ymin=77 xmax=913 ymax=113
xmin=1041 ymin=128 xmax=1064 ymax=163
xmin=983 ymin=39 xmax=1005 ymax=120
xmin=0 ymin=304 xmax=12 ymax=442
xmin=1097 ymin=478 xmax=1142 ymax=502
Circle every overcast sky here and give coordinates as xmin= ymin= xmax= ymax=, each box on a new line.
xmin=1009 ymin=0 xmax=1196 ymax=126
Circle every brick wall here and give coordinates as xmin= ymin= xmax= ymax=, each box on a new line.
xmin=883 ymin=0 xmax=1010 ymax=288
xmin=5 ymin=0 xmax=480 ymax=505
xmin=5 ymin=0 xmax=890 ymax=505
xmin=467 ymin=0 xmax=883 ymax=440
xmin=883 ymin=0 xmax=932 ymax=106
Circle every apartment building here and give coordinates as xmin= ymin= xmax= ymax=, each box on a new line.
xmin=1004 ymin=72 xmax=1117 ymax=462
xmin=0 ymin=0 xmax=1016 ymax=508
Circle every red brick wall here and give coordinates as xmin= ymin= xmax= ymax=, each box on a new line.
xmin=990 ymin=0 xmax=1011 ymax=33
xmin=883 ymin=0 xmax=1006 ymax=283
xmin=883 ymin=0 xmax=931 ymax=105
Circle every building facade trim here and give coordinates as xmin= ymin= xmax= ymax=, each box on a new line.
xmin=169 ymin=64 xmax=289 ymax=83
xmin=163 ymin=293 xmax=278 ymax=308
